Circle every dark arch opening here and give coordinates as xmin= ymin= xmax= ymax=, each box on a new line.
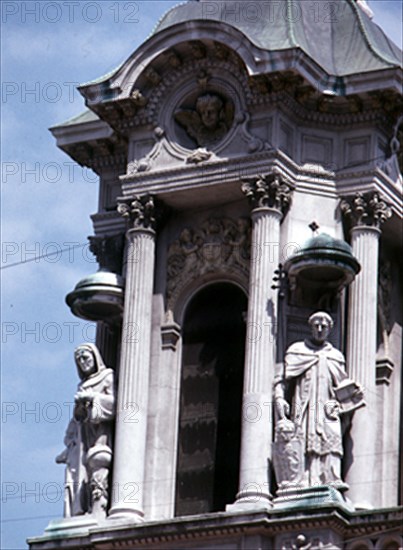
xmin=175 ymin=283 xmax=247 ymax=516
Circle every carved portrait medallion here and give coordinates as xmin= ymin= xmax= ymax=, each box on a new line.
xmin=174 ymin=92 xmax=234 ymax=148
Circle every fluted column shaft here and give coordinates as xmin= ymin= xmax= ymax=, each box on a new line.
xmin=341 ymin=192 xmax=392 ymax=509
xmin=345 ymin=225 xmax=380 ymax=508
xmin=231 ymin=173 xmax=294 ymax=509
xmin=109 ymin=197 xmax=157 ymax=521
xmin=237 ymin=207 xmax=282 ymax=505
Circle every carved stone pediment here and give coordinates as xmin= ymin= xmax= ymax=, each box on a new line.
xmin=166 ymin=217 xmax=251 ymax=312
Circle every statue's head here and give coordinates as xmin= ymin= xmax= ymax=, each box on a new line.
xmin=308 ymin=311 xmax=333 ymax=344
xmin=196 ymin=94 xmax=223 ymax=130
xmin=74 ymin=343 xmax=104 ymax=379
xmin=180 ymin=228 xmax=192 ymax=243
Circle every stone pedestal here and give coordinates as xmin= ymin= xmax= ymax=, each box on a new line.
xmin=108 ymin=197 xmax=157 ymax=522
xmin=273 ymin=485 xmax=353 ymax=512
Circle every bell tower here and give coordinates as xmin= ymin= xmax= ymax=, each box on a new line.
xmin=29 ymin=1 xmax=402 ymax=548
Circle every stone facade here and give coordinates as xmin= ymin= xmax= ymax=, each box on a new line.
xmin=30 ymin=1 xmax=402 ymax=548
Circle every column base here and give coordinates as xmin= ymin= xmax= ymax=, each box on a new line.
xmin=351 ymin=501 xmax=374 ymax=511
xmin=272 ymin=484 xmax=353 ymax=512
xmin=226 ymin=491 xmax=272 ymax=512
xmin=107 ymin=507 xmax=145 ymax=523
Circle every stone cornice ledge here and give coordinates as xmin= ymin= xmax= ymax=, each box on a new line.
xmin=50 ymin=118 xmax=113 ymax=147
xmin=91 ymin=211 xmax=126 ymax=237
xmin=119 ymin=150 xmax=337 ymax=209
xmin=336 ymin=167 xmax=403 ymax=218
xmin=91 ymin=510 xmax=348 ymax=548
xmin=28 ymin=507 xmax=402 ymax=549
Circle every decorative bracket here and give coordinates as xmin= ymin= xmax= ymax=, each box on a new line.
xmin=161 ymin=322 xmax=181 ymax=351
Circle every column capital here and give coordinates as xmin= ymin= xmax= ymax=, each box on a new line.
xmin=88 ymin=234 xmax=125 ymax=273
xmin=117 ymin=194 xmax=158 ymax=232
xmin=340 ymin=192 xmax=392 ymax=230
xmin=241 ymin=173 xmax=295 ymax=216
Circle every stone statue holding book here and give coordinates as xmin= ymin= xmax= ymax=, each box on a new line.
xmin=273 ymin=312 xmax=365 ymax=491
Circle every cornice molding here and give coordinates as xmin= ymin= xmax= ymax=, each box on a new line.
xmin=91 ymin=57 xmax=397 ymax=135
xmin=76 ymin=29 xmax=401 ymax=135
xmin=28 ymin=507 xmax=403 ymax=549
xmin=78 ymin=20 xmax=402 ymax=109
xmin=117 ymin=151 xmax=401 ymax=215
xmin=337 ymin=168 xmax=402 ymax=218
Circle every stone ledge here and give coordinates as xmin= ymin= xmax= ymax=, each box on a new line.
xmin=28 ymin=506 xmax=403 ymax=550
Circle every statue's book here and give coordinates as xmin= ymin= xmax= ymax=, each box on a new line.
xmin=334 ymin=380 xmax=365 ymax=414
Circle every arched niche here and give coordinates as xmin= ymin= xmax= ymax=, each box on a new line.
xmin=175 ymin=282 xmax=248 ymax=516
xmin=346 ymin=540 xmax=374 ymax=550
xmin=375 ymin=535 xmax=403 ymax=550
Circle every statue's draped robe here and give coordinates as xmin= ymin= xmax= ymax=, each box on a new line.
xmin=284 ymin=340 xmax=348 ymax=459
xmin=60 ymin=418 xmax=83 ymax=517
xmin=70 ymin=344 xmax=115 ymax=515
xmin=76 ymin=367 xmax=115 ymax=452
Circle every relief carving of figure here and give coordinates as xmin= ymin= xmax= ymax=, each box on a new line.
xmin=225 ymin=218 xmax=251 ymax=266
xmin=179 ymin=228 xmax=203 ymax=272
xmin=56 ymin=343 xmax=115 ymax=520
xmin=166 ymin=217 xmax=251 ymax=312
xmin=175 ymin=93 xmax=234 ymax=148
xmin=167 ymin=218 xmax=250 ymax=305
xmin=167 ymin=228 xmax=203 ymax=283
xmin=273 ymin=312 xmax=365 ymax=490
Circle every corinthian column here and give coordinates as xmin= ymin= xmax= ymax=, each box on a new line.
xmin=340 ymin=192 xmax=392 ymax=509
xmin=108 ymin=195 xmax=157 ymax=522
xmin=230 ymin=174 xmax=294 ymax=509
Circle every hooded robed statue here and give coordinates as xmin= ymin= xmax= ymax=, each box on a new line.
xmin=56 ymin=343 xmax=115 ymax=520
xmin=273 ymin=312 xmax=365 ymax=491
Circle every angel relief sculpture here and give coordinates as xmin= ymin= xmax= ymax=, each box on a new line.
xmin=174 ymin=93 xmax=234 ymax=148
xmin=166 ymin=218 xmax=251 ymax=316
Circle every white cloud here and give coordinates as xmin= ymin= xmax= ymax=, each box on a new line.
xmin=4 ymin=21 xmax=135 ymax=80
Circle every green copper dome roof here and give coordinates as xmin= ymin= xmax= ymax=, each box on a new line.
xmin=152 ymin=0 xmax=402 ymax=76
xmin=287 ymin=232 xmax=359 ymax=268
xmin=284 ymin=233 xmax=360 ymax=291
xmin=66 ymin=269 xmax=124 ymax=323
xmin=300 ymin=233 xmax=355 ymax=255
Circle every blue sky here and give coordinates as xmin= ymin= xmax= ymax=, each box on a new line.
xmin=1 ymin=1 xmax=402 ymax=548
